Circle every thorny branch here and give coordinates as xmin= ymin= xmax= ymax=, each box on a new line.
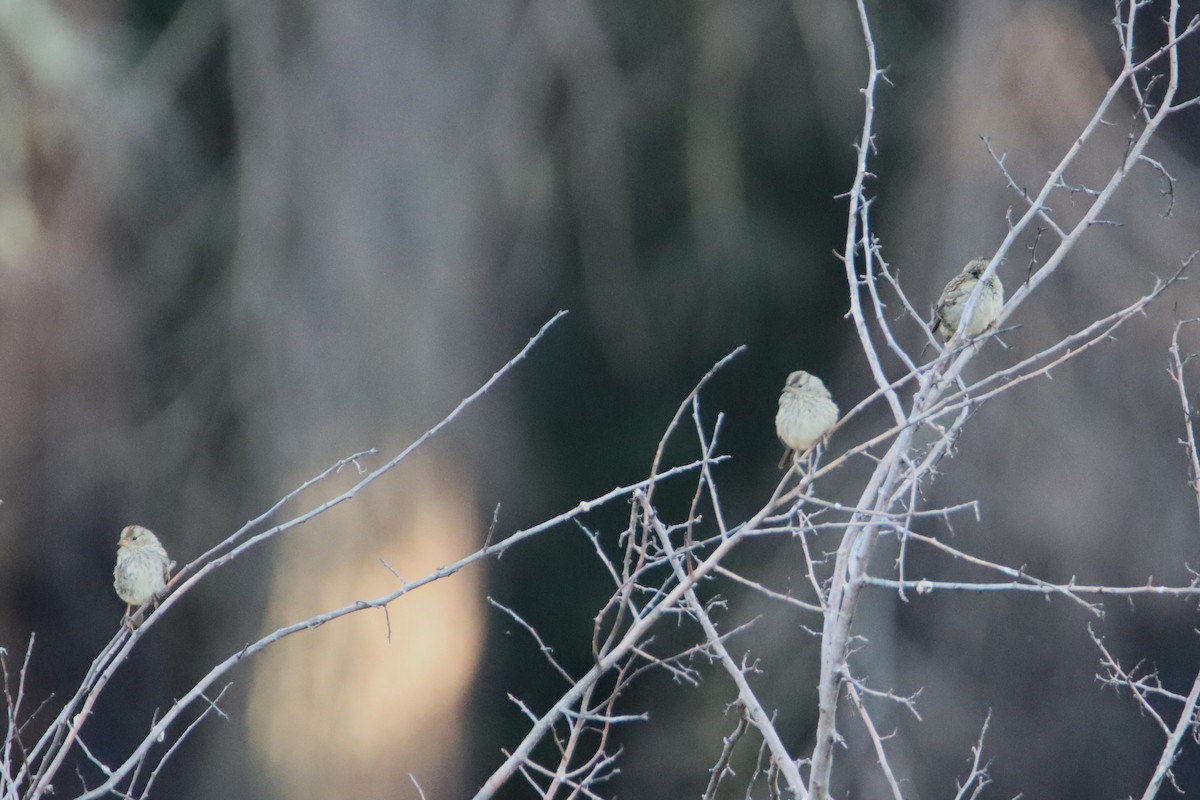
xmin=4 ymin=2 xmax=1200 ymax=799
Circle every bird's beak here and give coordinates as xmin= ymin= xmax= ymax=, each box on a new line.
xmin=118 ymin=537 xmax=130 ymax=548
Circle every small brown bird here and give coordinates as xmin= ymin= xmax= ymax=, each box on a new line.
xmin=775 ymin=370 xmax=839 ymax=468
xmin=932 ymin=257 xmax=1004 ymax=341
xmin=113 ymin=525 xmax=171 ymax=626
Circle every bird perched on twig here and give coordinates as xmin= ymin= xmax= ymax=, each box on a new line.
xmin=775 ymin=370 xmax=839 ymax=469
xmin=113 ymin=525 xmax=171 ymax=627
xmin=931 ymin=257 xmax=1004 ymax=341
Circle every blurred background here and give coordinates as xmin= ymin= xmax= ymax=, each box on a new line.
xmin=0 ymin=0 xmax=1198 ymax=797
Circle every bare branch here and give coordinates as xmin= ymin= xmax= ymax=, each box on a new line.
xmin=702 ymin=706 xmax=750 ymax=800
xmin=952 ymin=712 xmax=993 ymax=800
xmin=846 ymin=682 xmax=905 ymax=800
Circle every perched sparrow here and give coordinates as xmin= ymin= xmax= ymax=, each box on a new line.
xmin=113 ymin=525 xmax=170 ymax=626
xmin=931 ymin=257 xmax=1004 ymax=341
xmin=775 ymin=370 xmax=839 ymax=468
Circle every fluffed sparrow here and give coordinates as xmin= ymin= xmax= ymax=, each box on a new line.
xmin=775 ymin=370 xmax=839 ymax=468
xmin=931 ymin=257 xmax=1004 ymax=341
xmin=113 ymin=525 xmax=171 ymax=626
